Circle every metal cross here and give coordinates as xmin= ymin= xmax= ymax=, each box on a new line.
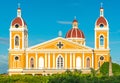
xmin=57 ymin=42 xmax=63 ymax=48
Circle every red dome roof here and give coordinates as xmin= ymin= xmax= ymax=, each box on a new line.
xmin=96 ymin=17 xmax=107 ymax=26
xmin=11 ymin=17 xmax=26 ymax=27
xmin=65 ymin=28 xmax=85 ymax=38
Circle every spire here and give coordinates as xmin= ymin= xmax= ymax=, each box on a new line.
xmin=72 ymin=16 xmax=78 ymax=28
xmin=100 ymin=3 xmax=104 ymax=17
xmin=17 ymin=3 xmax=21 ymax=17
xmin=58 ymin=31 xmax=62 ymax=37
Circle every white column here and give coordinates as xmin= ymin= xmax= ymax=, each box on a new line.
xmin=48 ymin=53 xmax=50 ymax=69
xmin=92 ymin=52 xmax=94 ymax=68
xmin=36 ymin=53 xmax=38 ymax=69
xmin=10 ymin=32 xmax=11 ymax=49
xmin=82 ymin=52 xmax=84 ymax=69
xmin=26 ymin=53 xmax=28 ymax=69
xmin=73 ymin=53 xmax=75 ymax=69
xmin=45 ymin=53 xmax=47 ymax=68
xmin=53 ymin=53 xmax=55 ymax=69
xmin=65 ymin=53 xmax=67 ymax=69
xmin=70 ymin=53 xmax=72 ymax=69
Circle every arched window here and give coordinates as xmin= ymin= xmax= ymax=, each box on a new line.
xmin=86 ymin=58 xmax=90 ymax=68
xmin=30 ymin=58 xmax=34 ymax=68
xmin=76 ymin=57 xmax=81 ymax=69
xmin=100 ymin=35 xmax=104 ymax=46
xmin=100 ymin=24 xmax=104 ymax=28
xmin=15 ymin=36 xmax=19 ymax=46
xmin=57 ymin=56 xmax=63 ymax=69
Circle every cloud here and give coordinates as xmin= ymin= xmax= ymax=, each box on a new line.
xmin=57 ymin=21 xmax=72 ymax=25
xmin=0 ymin=37 xmax=9 ymax=45
xmin=0 ymin=55 xmax=8 ymax=74
xmin=110 ymin=41 xmax=120 ymax=44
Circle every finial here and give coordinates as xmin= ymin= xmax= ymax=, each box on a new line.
xmin=100 ymin=2 xmax=103 ymax=8
xmin=18 ymin=3 xmax=20 ymax=8
xmin=58 ymin=31 xmax=62 ymax=37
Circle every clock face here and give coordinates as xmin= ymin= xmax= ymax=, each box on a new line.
xmin=100 ymin=56 xmax=104 ymax=60
xmin=15 ymin=24 xmax=19 ymax=28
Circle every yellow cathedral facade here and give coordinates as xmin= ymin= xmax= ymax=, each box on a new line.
xmin=8 ymin=6 xmax=110 ymax=75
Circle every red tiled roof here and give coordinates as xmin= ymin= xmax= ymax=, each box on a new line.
xmin=96 ymin=17 xmax=107 ymax=26
xmin=66 ymin=28 xmax=85 ymax=38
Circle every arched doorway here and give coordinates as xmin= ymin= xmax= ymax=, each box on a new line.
xmin=39 ymin=57 xmax=44 ymax=69
xmin=76 ymin=57 xmax=81 ymax=69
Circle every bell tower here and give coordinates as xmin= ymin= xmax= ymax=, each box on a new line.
xmin=94 ymin=4 xmax=110 ymax=70
xmin=95 ymin=5 xmax=109 ymax=49
xmin=8 ymin=4 xmax=28 ymax=75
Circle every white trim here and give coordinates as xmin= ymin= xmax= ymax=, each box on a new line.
xmin=36 ymin=53 xmax=38 ymax=69
xmin=82 ymin=52 xmax=84 ymax=69
xmin=65 ymin=53 xmax=67 ymax=69
xmin=22 ymin=31 xmax=24 ymax=49
xmin=48 ymin=53 xmax=50 ymax=69
xmin=10 ymin=28 xmax=28 ymax=31
xmin=8 ymin=69 xmax=23 ymax=71
xmin=92 ymin=52 xmax=94 ymax=68
xmin=28 ymin=37 xmax=93 ymax=50
xmin=95 ymin=29 xmax=96 ymax=49
xmin=10 ymin=32 xmax=12 ymax=49
xmin=53 ymin=53 xmax=55 ymax=69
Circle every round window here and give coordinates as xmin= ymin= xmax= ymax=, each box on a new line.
xmin=100 ymin=56 xmax=104 ymax=60
xmin=15 ymin=56 xmax=19 ymax=60
xmin=15 ymin=24 xmax=19 ymax=28
xmin=100 ymin=24 xmax=104 ymax=28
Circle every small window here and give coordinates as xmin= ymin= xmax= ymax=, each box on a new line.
xmin=15 ymin=56 xmax=19 ymax=61
xmin=100 ymin=35 xmax=104 ymax=46
xmin=15 ymin=24 xmax=19 ymax=28
xmin=100 ymin=56 xmax=104 ymax=60
xmin=15 ymin=36 xmax=19 ymax=46
xmin=30 ymin=58 xmax=34 ymax=68
xmin=100 ymin=24 xmax=104 ymax=28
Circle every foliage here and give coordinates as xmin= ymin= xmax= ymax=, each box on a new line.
xmin=100 ymin=62 xmax=120 ymax=76
xmin=1 ymin=64 xmax=120 ymax=83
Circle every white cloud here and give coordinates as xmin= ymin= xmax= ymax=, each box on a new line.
xmin=57 ymin=21 xmax=72 ymax=25
xmin=0 ymin=55 xmax=8 ymax=65
xmin=110 ymin=41 xmax=120 ymax=44
xmin=0 ymin=55 xmax=8 ymax=74
xmin=0 ymin=37 xmax=9 ymax=45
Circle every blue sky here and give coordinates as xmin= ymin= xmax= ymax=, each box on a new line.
xmin=0 ymin=0 xmax=120 ymax=73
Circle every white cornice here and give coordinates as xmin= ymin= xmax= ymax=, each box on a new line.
xmin=9 ymin=28 xmax=28 ymax=31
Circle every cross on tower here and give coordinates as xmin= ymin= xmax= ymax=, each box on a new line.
xmin=57 ymin=42 xmax=63 ymax=48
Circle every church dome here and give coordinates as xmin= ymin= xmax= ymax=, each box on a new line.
xmin=65 ymin=19 xmax=85 ymax=38
xmin=11 ymin=7 xmax=27 ymax=28
xmin=65 ymin=28 xmax=85 ymax=38
xmin=96 ymin=17 xmax=107 ymax=26
xmin=11 ymin=17 xmax=26 ymax=27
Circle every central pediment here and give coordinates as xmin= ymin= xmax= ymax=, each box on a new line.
xmin=27 ymin=37 xmax=93 ymax=51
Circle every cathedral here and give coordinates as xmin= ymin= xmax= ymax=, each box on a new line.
xmin=8 ymin=5 xmax=110 ymax=75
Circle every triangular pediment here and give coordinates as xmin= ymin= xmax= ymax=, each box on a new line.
xmin=27 ymin=37 xmax=93 ymax=51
